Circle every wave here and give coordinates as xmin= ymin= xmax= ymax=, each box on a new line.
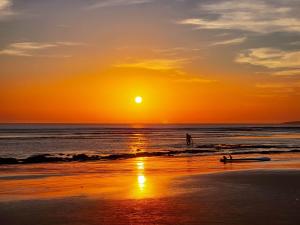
xmin=195 ymin=143 xmax=297 ymax=149
xmin=1 ymin=147 xmax=300 ymax=165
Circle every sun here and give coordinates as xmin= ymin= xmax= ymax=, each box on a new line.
xmin=135 ymin=96 xmax=143 ymax=104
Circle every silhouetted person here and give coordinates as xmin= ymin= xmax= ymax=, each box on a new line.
xmin=223 ymin=155 xmax=227 ymax=161
xmin=186 ymin=133 xmax=193 ymax=146
xmin=229 ymin=154 xmax=232 ymax=160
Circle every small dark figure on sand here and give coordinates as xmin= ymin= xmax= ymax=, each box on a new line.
xmin=186 ymin=133 xmax=193 ymax=146
xmin=222 ymin=154 xmax=233 ymax=162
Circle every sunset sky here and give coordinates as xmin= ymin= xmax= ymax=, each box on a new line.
xmin=0 ymin=0 xmax=300 ymax=123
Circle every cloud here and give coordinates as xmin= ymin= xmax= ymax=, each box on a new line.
xmin=289 ymin=41 xmax=300 ymax=46
xmin=10 ymin=42 xmax=57 ymax=50
xmin=256 ymin=83 xmax=291 ymax=89
xmin=56 ymin=42 xmax=85 ymax=46
xmin=0 ymin=42 xmax=57 ymax=56
xmin=115 ymin=57 xmax=216 ymax=83
xmin=255 ymin=82 xmax=300 ymax=96
xmin=0 ymin=0 xmax=11 ymax=10
xmin=174 ymin=77 xmax=217 ymax=83
xmin=255 ymin=81 xmax=300 ymax=98
xmin=0 ymin=49 xmax=31 ymax=57
xmin=236 ymin=48 xmax=300 ymax=69
xmin=178 ymin=0 xmax=300 ymax=33
xmin=0 ymin=0 xmax=13 ymax=19
xmin=273 ymin=69 xmax=300 ymax=76
xmin=0 ymin=41 xmax=83 ymax=57
xmin=151 ymin=47 xmax=205 ymax=58
xmin=211 ymin=37 xmax=246 ymax=46
xmin=152 ymin=47 xmax=187 ymax=55
xmin=115 ymin=58 xmax=187 ymax=71
xmin=86 ymin=0 xmax=151 ymax=9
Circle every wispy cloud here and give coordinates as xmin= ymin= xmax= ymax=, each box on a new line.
xmin=56 ymin=41 xmax=85 ymax=46
xmin=10 ymin=42 xmax=57 ymax=50
xmin=236 ymin=47 xmax=300 ymax=76
xmin=273 ymin=69 xmax=300 ymax=76
xmin=289 ymin=41 xmax=300 ymax=46
xmin=0 ymin=0 xmax=11 ymax=10
xmin=0 ymin=42 xmax=54 ymax=56
xmin=255 ymin=82 xmax=300 ymax=96
xmin=178 ymin=0 xmax=300 ymax=33
xmin=86 ymin=0 xmax=152 ymax=9
xmin=151 ymin=47 xmax=204 ymax=59
xmin=115 ymin=57 xmax=216 ymax=83
xmin=174 ymin=77 xmax=217 ymax=83
xmin=211 ymin=37 xmax=246 ymax=46
xmin=115 ymin=58 xmax=187 ymax=71
xmin=236 ymin=48 xmax=300 ymax=69
xmin=0 ymin=41 xmax=84 ymax=57
xmin=0 ymin=0 xmax=13 ymax=19
xmin=152 ymin=47 xmax=187 ymax=55
xmin=0 ymin=49 xmax=31 ymax=57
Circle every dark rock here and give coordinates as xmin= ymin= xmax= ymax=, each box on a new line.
xmin=90 ymin=155 xmax=100 ymax=160
xmin=72 ymin=154 xmax=90 ymax=161
xmin=71 ymin=154 xmax=100 ymax=161
xmin=290 ymin=149 xmax=300 ymax=153
xmin=23 ymin=154 xmax=64 ymax=163
xmin=102 ymin=153 xmax=135 ymax=160
xmin=0 ymin=157 xmax=19 ymax=164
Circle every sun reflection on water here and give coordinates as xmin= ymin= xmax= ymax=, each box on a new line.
xmin=137 ymin=175 xmax=146 ymax=189
xmin=134 ymin=158 xmax=149 ymax=198
xmin=129 ymin=132 xmax=148 ymax=153
xmin=137 ymin=161 xmax=144 ymax=170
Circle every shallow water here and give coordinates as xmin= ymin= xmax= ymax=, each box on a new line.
xmin=0 ymin=153 xmax=300 ymax=201
xmin=0 ymin=124 xmax=300 ymax=158
xmin=2 ymin=172 xmax=300 ymax=225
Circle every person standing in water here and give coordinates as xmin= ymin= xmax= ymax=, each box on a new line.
xmin=186 ymin=133 xmax=193 ymax=146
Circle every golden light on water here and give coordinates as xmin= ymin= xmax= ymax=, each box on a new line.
xmin=135 ymin=159 xmax=147 ymax=196
xmin=136 ymin=159 xmax=146 ymax=190
xmin=137 ymin=161 xmax=144 ymax=170
xmin=137 ymin=175 xmax=146 ymax=189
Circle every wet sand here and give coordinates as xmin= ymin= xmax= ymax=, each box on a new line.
xmin=0 ymin=154 xmax=300 ymax=225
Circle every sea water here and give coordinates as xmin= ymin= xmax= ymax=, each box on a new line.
xmin=0 ymin=124 xmax=300 ymax=159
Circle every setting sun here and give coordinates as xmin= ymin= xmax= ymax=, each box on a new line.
xmin=135 ymin=96 xmax=143 ymax=104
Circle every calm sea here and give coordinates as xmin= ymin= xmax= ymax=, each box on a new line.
xmin=0 ymin=124 xmax=300 ymax=158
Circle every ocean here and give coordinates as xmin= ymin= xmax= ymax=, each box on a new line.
xmin=0 ymin=124 xmax=300 ymax=160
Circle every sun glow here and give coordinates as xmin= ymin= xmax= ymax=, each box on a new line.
xmin=135 ymin=96 xmax=143 ymax=104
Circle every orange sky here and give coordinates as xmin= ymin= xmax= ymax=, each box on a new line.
xmin=0 ymin=0 xmax=300 ymax=123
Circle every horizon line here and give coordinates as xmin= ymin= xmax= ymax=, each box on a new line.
xmin=0 ymin=121 xmax=299 ymax=125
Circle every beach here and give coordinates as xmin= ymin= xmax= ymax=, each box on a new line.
xmin=1 ymin=153 xmax=300 ymax=225
xmin=1 ymin=124 xmax=300 ymax=224
xmin=2 ymin=0 xmax=300 ymax=223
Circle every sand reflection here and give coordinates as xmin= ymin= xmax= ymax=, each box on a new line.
xmin=137 ymin=175 xmax=146 ymax=189
xmin=136 ymin=161 xmax=144 ymax=170
xmin=2 ymin=155 xmax=276 ymax=201
xmin=133 ymin=158 xmax=149 ymax=198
